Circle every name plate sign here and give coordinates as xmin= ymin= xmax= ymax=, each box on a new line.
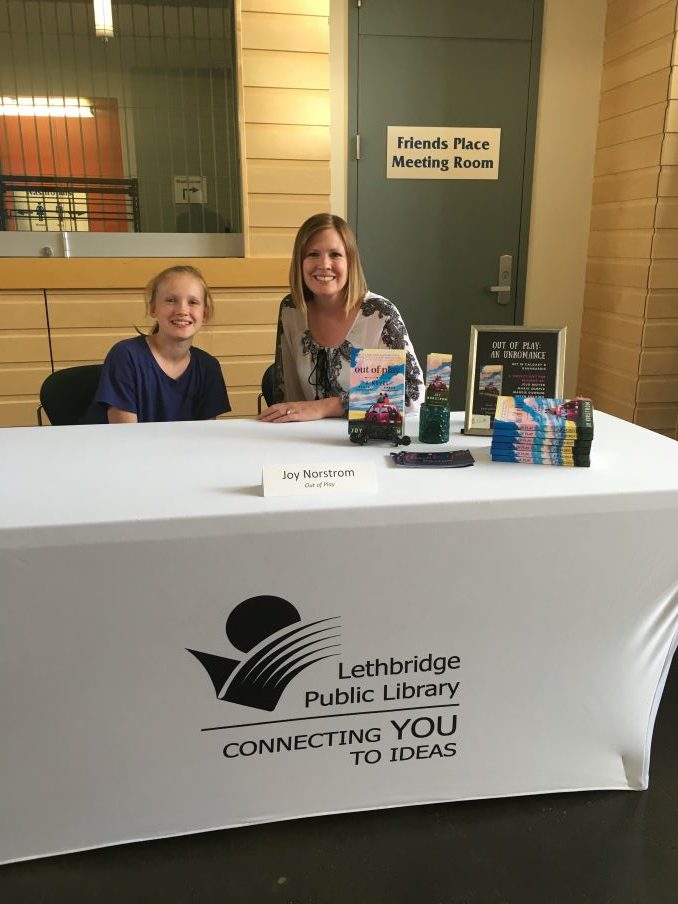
xmin=387 ymin=126 xmax=500 ymax=180
xmin=262 ymin=462 xmax=377 ymax=497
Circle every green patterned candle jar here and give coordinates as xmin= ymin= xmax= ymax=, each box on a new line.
xmin=418 ymin=403 xmax=450 ymax=443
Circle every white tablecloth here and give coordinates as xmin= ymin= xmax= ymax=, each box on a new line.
xmin=1 ymin=413 xmax=677 ymax=863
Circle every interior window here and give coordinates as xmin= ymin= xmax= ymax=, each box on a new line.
xmin=0 ymin=0 xmax=242 ymax=256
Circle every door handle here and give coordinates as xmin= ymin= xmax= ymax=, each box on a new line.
xmin=489 ymin=254 xmax=513 ymax=305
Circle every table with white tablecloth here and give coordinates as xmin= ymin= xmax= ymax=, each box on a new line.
xmin=1 ymin=413 xmax=677 ymax=863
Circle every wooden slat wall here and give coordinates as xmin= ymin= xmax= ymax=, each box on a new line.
xmin=241 ymin=0 xmax=331 ymax=257
xmin=0 ymin=292 xmax=52 ymax=427
xmin=579 ymin=0 xmax=678 ymax=437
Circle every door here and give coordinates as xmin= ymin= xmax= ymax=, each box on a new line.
xmin=349 ymin=1 xmax=543 ymax=408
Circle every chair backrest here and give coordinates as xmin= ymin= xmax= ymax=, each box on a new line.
xmin=261 ymin=364 xmax=276 ymax=406
xmin=39 ymin=364 xmax=103 ymax=426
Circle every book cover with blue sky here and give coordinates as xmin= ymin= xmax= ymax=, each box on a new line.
xmin=425 ymin=353 xmax=453 ymax=387
xmin=349 ymin=348 xmax=406 ymax=420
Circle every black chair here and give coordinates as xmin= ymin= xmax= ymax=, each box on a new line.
xmin=257 ymin=364 xmax=277 ymax=414
xmin=37 ymin=364 xmax=104 ymax=426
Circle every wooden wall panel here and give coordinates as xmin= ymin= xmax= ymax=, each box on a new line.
xmin=589 ymin=198 xmax=656 ymax=229
xmin=659 ymin=165 xmax=678 ymax=193
xmin=247 ymin=160 xmax=331 ymax=195
xmin=666 ymin=99 xmax=678 ymax=130
xmin=576 ymin=382 xmax=637 ymax=420
xmin=245 ymin=123 xmax=330 ymax=160
xmin=583 ymin=283 xmax=648 ymax=316
xmin=594 ymin=134 xmax=664 ymax=175
xmin=652 ymin=229 xmax=678 ymax=256
xmin=581 ymin=309 xmax=644 ymax=344
xmin=243 ymin=50 xmax=329 ymax=90
xmin=592 ymin=167 xmax=660 ymax=203
xmin=578 ymin=359 xmax=638 ymax=404
xmin=585 ymin=257 xmax=650 ymax=287
xmin=603 ymin=2 xmax=676 ymax=64
xmin=241 ymin=12 xmax=329 ymax=54
xmin=243 ymin=87 xmax=330 ymax=125
xmin=661 ymin=131 xmax=678 ymax=162
xmin=248 ymin=228 xmax=297 ymax=257
xmin=656 ymin=197 xmax=678 ymax=225
xmin=601 ymin=35 xmax=674 ymax=92
xmin=650 ymin=260 xmax=678 ymax=287
xmin=634 ymin=402 xmax=678 ymax=427
xmin=0 ymin=293 xmax=49 ymax=329
xmin=242 ymin=0 xmax=328 ymax=14
xmin=644 ymin=319 xmax=678 ymax=345
xmin=579 ymin=333 xmax=641 ymax=374
xmin=240 ymin=2 xmax=331 ymax=258
xmin=646 ymin=289 xmax=678 ymax=316
xmin=596 ymin=102 xmax=666 ymax=147
xmin=587 ymin=228 xmax=654 ymax=257
xmin=579 ymin=0 xmax=678 ymax=437
xmin=599 ymin=69 xmax=670 ymax=119
xmin=606 ymin=0 xmax=672 ymax=35
xmin=637 ymin=374 xmax=678 ymax=400
xmin=0 ymin=292 xmax=51 ymax=426
xmin=49 ymin=293 xmax=147 ymax=329
xmin=249 ymin=194 xmax=329 ymax=226
xmin=640 ymin=346 xmax=678 ymax=372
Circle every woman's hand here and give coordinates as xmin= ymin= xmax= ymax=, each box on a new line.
xmin=257 ymin=397 xmax=345 ymax=422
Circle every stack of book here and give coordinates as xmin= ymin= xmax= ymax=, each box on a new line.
xmin=491 ymin=396 xmax=594 ymax=467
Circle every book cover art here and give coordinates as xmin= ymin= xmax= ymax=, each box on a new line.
xmin=493 ymin=396 xmax=594 ymax=439
xmin=425 ymin=353 xmax=453 ymax=406
xmin=478 ymin=363 xmax=503 ymax=397
xmin=348 ymin=348 xmax=406 ymax=441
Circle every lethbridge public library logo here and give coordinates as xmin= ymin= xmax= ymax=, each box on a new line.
xmin=187 ymin=595 xmax=341 ymax=712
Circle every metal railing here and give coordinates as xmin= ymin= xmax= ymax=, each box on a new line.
xmin=0 ymin=175 xmax=140 ymax=232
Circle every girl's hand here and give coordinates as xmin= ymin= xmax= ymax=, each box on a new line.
xmin=257 ymin=397 xmax=344 ymax=422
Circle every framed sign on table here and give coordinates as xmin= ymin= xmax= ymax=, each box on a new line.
xmin=464 ymin=325 xmax=566 ymax=436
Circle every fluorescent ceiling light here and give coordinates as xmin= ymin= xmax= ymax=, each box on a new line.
xmin=93 ymin=0 xmax=114 ymax=39
xmin=0 ymin=97 xmax=94 ymax=118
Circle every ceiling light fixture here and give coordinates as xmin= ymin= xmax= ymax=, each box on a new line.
xmin=0 ymin=97 xmax=94 ymax=118
xmin=93 ymin=0 xmax=114 ymax=40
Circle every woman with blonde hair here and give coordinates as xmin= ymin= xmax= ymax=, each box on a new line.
xmin=258 ymin=213 xmax=423 ymax=422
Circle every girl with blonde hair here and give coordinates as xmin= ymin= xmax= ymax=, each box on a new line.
xmin=87 ymin=265 xmax=230 ymax=423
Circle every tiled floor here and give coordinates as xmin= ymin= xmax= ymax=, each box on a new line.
xmin=2 ymin=657 xmax=676 ymax=904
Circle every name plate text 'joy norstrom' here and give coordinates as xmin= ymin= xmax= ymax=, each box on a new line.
xmin=262 ymin=462 xmax=377 ymax=497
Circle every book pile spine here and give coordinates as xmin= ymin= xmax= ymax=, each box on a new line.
xmin=490 ymin=396 xmax=594 ymax=467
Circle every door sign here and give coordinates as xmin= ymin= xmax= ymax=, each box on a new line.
xmin=386 ymin=126 xmax=500 ymax=180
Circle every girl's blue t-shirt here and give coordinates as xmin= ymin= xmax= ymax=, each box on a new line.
xmin=87 ymin=335 xmax=230 ymax=423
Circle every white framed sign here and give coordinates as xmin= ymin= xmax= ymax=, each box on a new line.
xmin=173 ymin=175 xmax=207 ymax=204
xmin=387 ymin=126 xmax=501 ymax=180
